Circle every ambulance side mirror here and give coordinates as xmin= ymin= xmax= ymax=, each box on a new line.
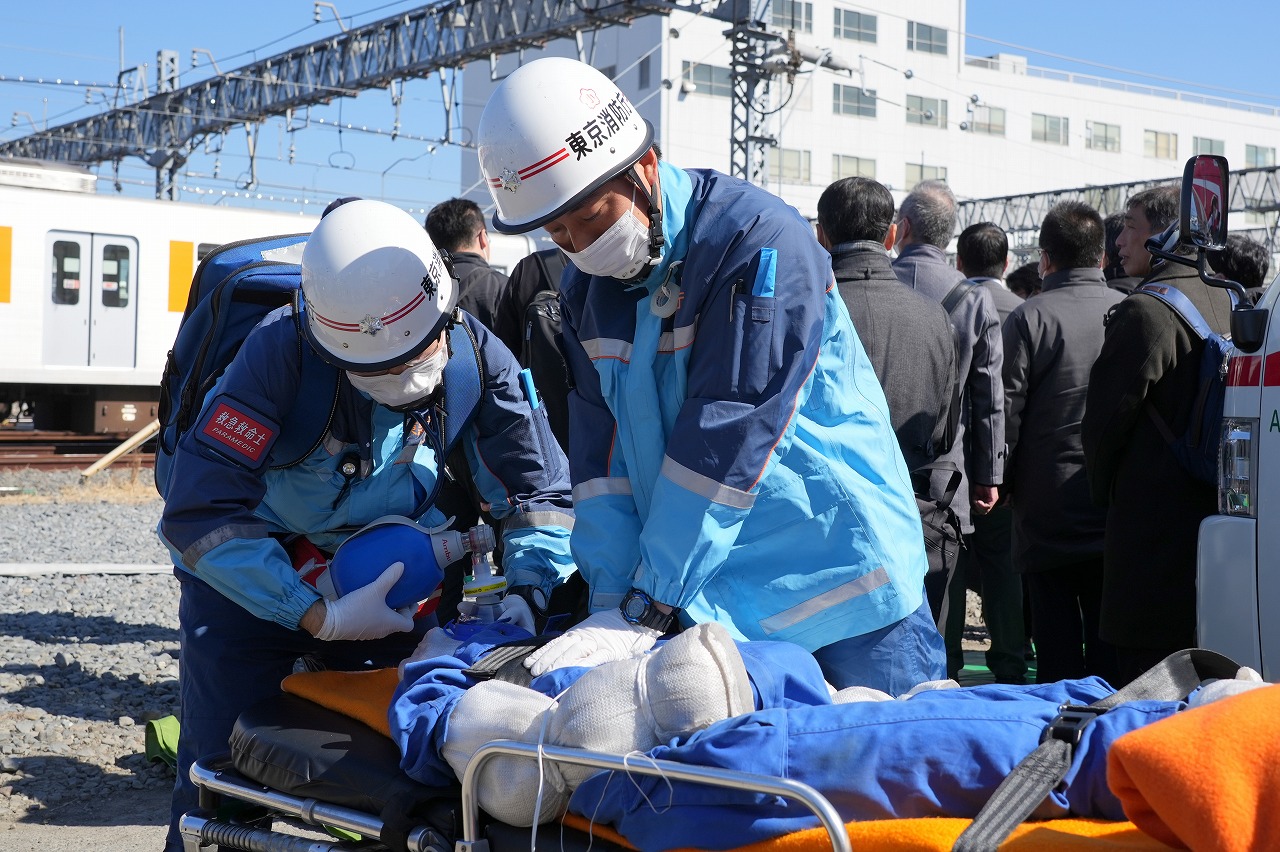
xmin=1177 ymin=154 xmax=1269 ymax=352
xmin=1181 ymin=154 xmax=1229 ymax=252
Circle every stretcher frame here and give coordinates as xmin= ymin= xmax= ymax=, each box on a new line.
xmin=182 ymin=739 xmax=852 ymax=852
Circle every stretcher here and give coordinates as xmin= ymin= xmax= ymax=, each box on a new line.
xmin=178 ymin=692 xmax=850 ymax=852
xmin=179 ymin=648 xmax=1279 ymax=852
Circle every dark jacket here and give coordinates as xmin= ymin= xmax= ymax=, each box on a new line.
xmin=1003 ymin=267 xmax=1123 ymax=573
xmin=1082 ymin=260 xmax=1235 ymax=649
xmin=894 ymin=243 xmax=1006 ymax=531
xmin=969 ymin=277 xmax=1024 ymax=324
xmin=832 ymin=241 xmax=956 ymax=473
xmin=1106 ymin=275 xmax=1142 ymax=296
xmin=449 ymin=251 xmax=508 ymax=334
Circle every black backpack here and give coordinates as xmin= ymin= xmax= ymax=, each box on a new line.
xmin=509 ymin=249 xmax=571 ymax=449
xmin=1134 ymin=282 xmax=1234 ymax=485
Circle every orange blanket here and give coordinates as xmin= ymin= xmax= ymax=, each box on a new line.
xmin=1109 ymin=683 xmax=1280 ymax=852
xmin=280 ymin=668 xmax=1169 ymax=850
xmin=281 ymin=666 xmax=400 ymax=737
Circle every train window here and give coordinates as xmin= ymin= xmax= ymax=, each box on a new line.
xmin=51 ymin=240 xmax=81 ymax=305
xmin=100 ymin=243 xmax=131 ymax=308
xmin=197 ymin=243 xmax=220 ymax=261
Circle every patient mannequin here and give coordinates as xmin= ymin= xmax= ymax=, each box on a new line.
xmin=438 ymin=622 xmax=754 ymax=825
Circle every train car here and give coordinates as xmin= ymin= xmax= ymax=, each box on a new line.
xmin=0 ymin=160 xmax=537 ymax=433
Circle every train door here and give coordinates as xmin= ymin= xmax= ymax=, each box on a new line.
xmin=42 ymin=231 xmax=139 ymax=368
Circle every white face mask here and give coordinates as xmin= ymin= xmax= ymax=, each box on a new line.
xmin=565 ymin=188 xmax=653 ymax=281
xmin=347 ymin=346 xmax=448 ymax=411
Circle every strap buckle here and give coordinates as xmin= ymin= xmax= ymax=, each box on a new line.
xmin=1040 ymin=704 xmax=1105 ymax=747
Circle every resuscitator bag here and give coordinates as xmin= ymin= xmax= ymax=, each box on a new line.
xmin=330 ymin=516 xmax=466 ymax=612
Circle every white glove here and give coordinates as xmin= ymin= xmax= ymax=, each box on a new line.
xmin=315 ymin=562 xmax=416 ymax=641
xmin=495 ymin=593 xmax=536 ymax=634
xmin=524 ymin=607 xmax=661 ymax=676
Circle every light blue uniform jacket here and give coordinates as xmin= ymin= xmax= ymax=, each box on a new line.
xmin=560 ymin=163 xmax=926 ymax=651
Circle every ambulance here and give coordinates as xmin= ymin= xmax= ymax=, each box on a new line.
xmin=1176 ymin=155 xmax=1280 ymax=679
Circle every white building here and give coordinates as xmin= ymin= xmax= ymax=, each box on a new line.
xmin=462 ymin=0 xmax=1280 ymax=227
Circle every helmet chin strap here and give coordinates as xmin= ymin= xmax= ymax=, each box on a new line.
xmin=627 ymin=162 xmax=664 ymax=270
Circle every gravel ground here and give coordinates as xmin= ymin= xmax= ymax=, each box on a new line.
xmin=0 ymin=465 xmax=994 ymax=846
xmin=0 ymin=468 xmax=178 ymax=831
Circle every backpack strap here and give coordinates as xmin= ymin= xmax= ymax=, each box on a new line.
xmin=1133 ymin=282 xmax=1226 ymax=340
xmin=942 ymin=279 xmax=981 ymax=315
xmin=1132 ymin=282 xmax=1235 ymax=450
xmin=953 ymin=648 xmax=1243 ymax=852
xmin=439 ymin=313 xmax=485 ymax=454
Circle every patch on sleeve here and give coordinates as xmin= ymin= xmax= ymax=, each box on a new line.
xmin=195 ymin=396 xmax=279 ymax=468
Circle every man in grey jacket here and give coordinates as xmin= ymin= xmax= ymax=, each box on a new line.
xmin=1004 ymin=201 xmax=1122 ymax=684
xmin=893 ymin=181 xmax=1006 ymax=679
xmin=817 ymin=177 xmax=957 ymax=621
xmin=955 ymin=221 xmax=1026 ymax=684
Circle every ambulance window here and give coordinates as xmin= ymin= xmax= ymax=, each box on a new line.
xmin=51 ymin=240 xmax=81 ymax=305
xmin=100 ymin=243 xmax=131 ymax=308
xmin=197 ymin=243 xmax=219 ymax=261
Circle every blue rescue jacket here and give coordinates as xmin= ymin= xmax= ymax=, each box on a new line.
xmin=560 ymin=163 xmax=925 ymax=650
xmin=158 ymin=309 xmax=575 ymax=629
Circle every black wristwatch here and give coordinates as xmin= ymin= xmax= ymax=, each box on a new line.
xmin=506 ymin=584 xmax=548 ymax=614
xmin=620 ymin=588 xmax=678 ymax=633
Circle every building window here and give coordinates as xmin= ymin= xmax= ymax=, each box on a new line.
xmin=681 ymin=61 xmax=732 ymax=98
xmin=970 ymin=105 xmax=1005 ymax=136
xmin=905 ymin=163 xmax=947 ymax=191
xmin=1194 ymin=137 xmax=1224 ymax=156
xmin=834 ymin=84 xmax=876 ymax=118
xmin=906 ymin=94 xmax=947 ymax=128
xmin=767 ymin=147 xmax=811 ymax=183
xmin=1032 ymin=113 xmax=1069 ymax=145
xmin=1246 ymin=144 xmax=1276 ymax=168
xmin=1086 ymin=121 xmax=1120 ymax=152
xmin=1144 ymin=129 xmax=1178 ymax=160
xmin=907 ymin=21 xmax=947 ymax=55
xmin=832 ymin=154 xmax=875 ymax=180
xmin=639 ymin=56 xmax=651 ymax=90
xmin=834 ymin=8 xmax=876 ymax=43
xmin=772 ymin=0 xmax=813 ymax=32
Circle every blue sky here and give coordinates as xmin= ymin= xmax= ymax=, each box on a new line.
xmin=2 ymin=0 xmax=1277 ymax=214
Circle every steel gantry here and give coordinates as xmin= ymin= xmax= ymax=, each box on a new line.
xmin=0 ymin=0 xmax=718 ymax=199
xmin=957 ymin=166 xmax=1280 ymax=255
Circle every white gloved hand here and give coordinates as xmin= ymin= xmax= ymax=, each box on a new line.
xmin=524 ymin=607 xmax=661 ymax=676
xmin=495 ymin=593 xmax=536 ymax=634
xmin=314 ymin=562 xmax=416 ymax=641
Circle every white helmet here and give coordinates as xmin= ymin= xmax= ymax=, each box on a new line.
xmin=301 ymin=199 xmax=457 ymax=371
xmin=478 ymin=57 xmax=654 ymax=234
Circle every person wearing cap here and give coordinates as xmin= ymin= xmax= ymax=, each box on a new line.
xmin=156 ymin=199 xmax=574 ymax=852
xmin=477 ymin=57 xmax=944 ymax=691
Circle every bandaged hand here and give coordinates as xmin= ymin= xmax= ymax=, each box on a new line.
xmin=524 ymin=607 xmax=660 ymax=676
xmin=315 ymin=562 xmax=416 ymax=641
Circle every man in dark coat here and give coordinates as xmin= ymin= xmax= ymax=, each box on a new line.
xmin=893 ymin=181 xmax=1006 ymax=679
xmin=425 ymin=198 xmax=509 ymax=332
xmin=817 ymin=177 xmax=958 ymax=623
xmin=817 ymin=177 xmax=956 ymax=474
xmin=954 ymin=221 xmax=1025 ymax=684
xmin=1083 ymin=186 xmax=1235 ymax=685
xmin=1004 ymin=202 xmax=1122 ymax=684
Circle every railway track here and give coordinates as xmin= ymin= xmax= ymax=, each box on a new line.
xmin=0 ymin=429 xmax=156 ymax=471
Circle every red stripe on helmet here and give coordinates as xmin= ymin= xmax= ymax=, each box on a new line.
xmin=521 ymin=148 xmax=569 ymax=176
xmin=382 ymin=292 xmax=426 ymax=324
xmin=311 ymin=291 xmax=427 ymax=334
